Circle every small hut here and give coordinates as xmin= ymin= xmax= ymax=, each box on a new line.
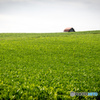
xmin=64 ymin=27 xmax=75 ymax=32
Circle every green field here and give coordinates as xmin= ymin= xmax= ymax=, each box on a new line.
xmin=0 ymin=31 xmax=100 ymax=100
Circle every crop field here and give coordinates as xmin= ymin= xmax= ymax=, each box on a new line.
xmin=0 ymin=31 xmax=100 ymax=100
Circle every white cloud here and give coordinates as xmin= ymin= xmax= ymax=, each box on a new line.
xmin=0 ymin=0 xmax=100 ymax=33
xmin=0 ymin=0 xmax=100 ymax=3
xmin=0 ymin=0 xmax=31 ymax=2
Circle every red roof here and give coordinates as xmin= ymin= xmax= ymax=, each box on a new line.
xmin=64 ymin=27 xmax=73 ymax=32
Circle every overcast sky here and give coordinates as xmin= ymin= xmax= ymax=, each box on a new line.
xmin=0 ymin=0 xmax=100 ymax=33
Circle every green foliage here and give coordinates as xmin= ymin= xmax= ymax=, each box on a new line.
xmin=0 ymin=31 xmax=100 ymax=100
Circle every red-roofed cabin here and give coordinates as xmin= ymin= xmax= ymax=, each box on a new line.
xmin=64 ymin=27 xmax=75 ymax=32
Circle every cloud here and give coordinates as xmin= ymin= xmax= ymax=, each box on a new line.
xmin=0 ymin=0 xmax=100 ymax=3
xmin=0 ymin=0 xmax=31 ymax=2
xmin=0 ymin=0 xmax=100 ymax=7
xmin=0 ymin=0 xmax=100 ymax=33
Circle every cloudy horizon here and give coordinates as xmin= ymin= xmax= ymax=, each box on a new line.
xmin=0 ymin=0 xmax=100 ymax=33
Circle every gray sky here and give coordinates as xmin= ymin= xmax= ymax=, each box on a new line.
xmin=0 ymin=0 xmax=100 ymax=33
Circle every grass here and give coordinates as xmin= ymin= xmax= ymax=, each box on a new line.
xmin=0 ymin=31 xmax=100 ymax=100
